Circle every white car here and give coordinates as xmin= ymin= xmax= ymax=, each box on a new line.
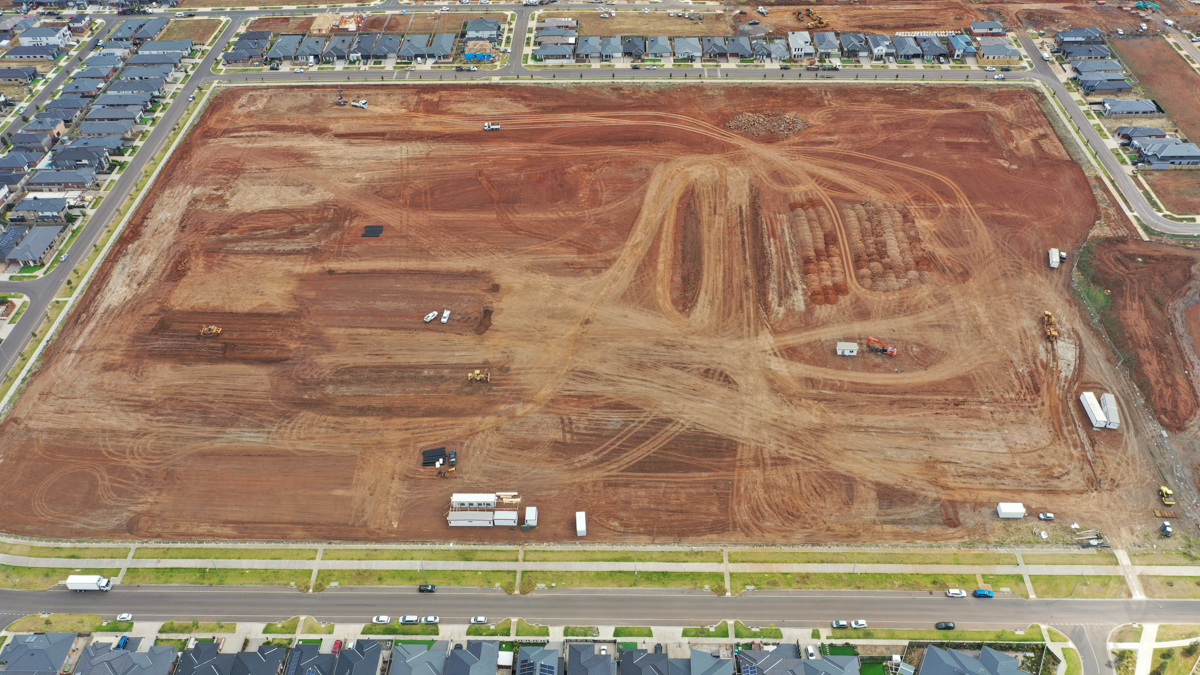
xmin=440 ymin=5 xmax=450 ymax=9
xmin=1117 ymin=28 xmax=1125 ymax=35
xmin=372 ymin=615 xmax=391 ymax=624
xmin=440 ymin=310 xmax=451 ymax=323
xmin=59 ymin=253 xmax=68 ymax=262
xmin=294 ymin=68 xmax=305 ymax=72
xmin=424 ymin=311 xmax=439 ymax=323
xmin=1039 ymin=512 xmax=1055 ymax=521
xmin=470 ymin=616 xmax=488 ymax=625
xmin=805 ymin=646 xmax=818 ymax=659
xmin=994 ymin=74 xmax=1005 ymax=80
xmin=422 ymin=616 xmax=440 ymax=624
xmin=850 ymin=620 xmax=868 ymax=629
xmin=984 ymin=66 xmax=996 ymax=71
xmin=946 ymin=588 xmax=967 ymax=598
xmin=116 ymin=613 xmax=133 ymax=622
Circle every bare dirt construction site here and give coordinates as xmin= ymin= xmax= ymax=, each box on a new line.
xmin=0 ymin=84 xmax=1158 ymax=543
xmin=1142 ymin=172 xmax=1200 ymax=216
xmin=1111 ymin=37 xmax=1200 ymax=142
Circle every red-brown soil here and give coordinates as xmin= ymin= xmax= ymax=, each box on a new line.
xmin=245 ymin=15 xmax=315 ymax=35
xmin=0 ymin=84 xmax=1150 ymax=543
xmin=741 ymin=2 xmax=987 ymax=34
xmin=1111 ymin=37 xmax=1200 ymax=142
xmin=1143 ymin=172 xmax=1200 ymax=216
xmin=1082 ymin=238 xmax=1200 ymax=432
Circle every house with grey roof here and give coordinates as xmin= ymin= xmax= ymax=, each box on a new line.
xmin=51 ymin=146 xmax=109 ymax=172
xmin=350 ymin=33 xmax=380 ymax=61
xmin=7 ymin=224 xmax=66 ymax=266
xmin=647 ymin=36 xmax=673 ymax=58
xmin=335 ymin=642 xmax=383 ymax=675
xmin=97 ymin=41 xmax=134 ymax=57
xmin=728 ymin=36 xmax=753 ymax=59
xmin=287 ymin=645 xmax=335 ymax=675
xmin=10 ymin=132 xmax=53 ymax=153
xmin=1063 ymin=44 xmax=1111 ymax=60
xmin=702 ymin=36 xmax=728 ymax=60
xmin=753 ymin=39 xmax=788 ymax=62
xmin=129 ymin=52 xmax=185 ymax=67
xmin=36 ymin=109 xmax=82 ymax=126
xmin=11 ymin=196 xmax=68 ymax=222
xmin=674 ymin=37 xmax=701 ymax=61
xmin=322 ymin=34 xmax=355 ymax=62
xmin=576 ymin=35 xmax=603 ymax=61
xmin=74 ymin=65 xmax=117 ymax=81
xmin=61 ymin=79 xmax=106 ymax=96
xmin=389 ymin=643 xmax=442 ymax=675
xmin=176 ymin=644 xmax=288 ymax=675
xmin=295 ymin=37 xmax=326 ymax=63
xmin=618 ymin=650 xmax=665 ymax=675
xmin=622 ymin=37 xmax=645 ymax=59
xmin=533 ymin=44 xmax=574 ymax=62
xmin=917 ymin=647 xmax=1027 ymax=675
xmin=916 ymin=36 xmax=948 ymax=61
xmin=22 ymin=119 xmax=65 ymax=137
xmin=518 ymin=646 xmax=561 ymax=675
xmin=266 ymin=34 xmax=302 ymax=62
xmin=86 ymin=54 xmax=126 ymax=69
xmin=45 ymin=96 xmax=90 ymax=111
xmin=110 ymin=18 xmax=148 ymax=41
xmin=839 ymin=32 xmax=868 ymax=59
xmin=0 ymin=633 xmax=78 ymax=675
xmin=1055 ymin=27 xmax=1103 ymax=48
xmin=1102 ymin=98 xmax=1157 ymax=116
xmin=28 ymin=168 xmax=96 ymax=191
xmin=120 ymin=65 xmax=174 ymax=81
xmin=599 ymin=36 xmax=622 ymax=61
xmin=1079 ymin=74 xmax=1131 ymax=93
xmin=74 ymin=643 xmax=178 ymax=675
xmin=106 ymin=79 xmax=165 ymax=97
xmin=5 ymin=45 xmax=61 ymax=60
xmin=20 ymin=26 xmax=70 ymax=47
xmin=446 ymin=642 xmax=499 ymax=675
xmin=62 ymin=135 xmax=127 ymax=153
xmin=1133 ymin=138 xmax=1200 ymax=169
xmin=946 ymin=34 xmax=974 ymax=59
xmin=867 ymin=34 xmax=894 ymax=60
xmin=376 ymin=35 xmax=402 ymax=58
xmin=1115 ymin=126 xmax=1166 ymax=142
xmin=86 ymin=106 xmax=142 ymax=123
xmin=568 ymin=645 xmax=614 ymax=675
xmin=978 ymin=42 xmax=1021 ymax=63
xmin=787 ymin=31 xmax=813 ymax=59
xmin=814 ymin=31 xmax=839 ymax=58
xmin=738 ymin=645 xmax=859 ymax=675
xmin=465 ymin=17 xmax=502 ymax=43
xmin=0 ymin=66 xmax=37 ymax=83
xmin=969 ymin=20 xmax=1006 ymax=36
xmin=1072 ymin=59 xmax=1123 ymax=75
xmin=679 ymin=650 xmax=733 ymax=675
xmin=78 ymin=121 xmax=135 ymax=138
xmin=0 ymin=152 xmax=44 ymax=173
xmin=132 ymin=18 xmax=169 ymax=43
xmin=0 ymin=225 xmax=30 ymax=260
xmin=892 ymin=35 xmax=923 ymax=61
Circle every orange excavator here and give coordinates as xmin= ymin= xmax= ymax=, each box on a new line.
xmin=867 ymin=337 xmax=897 ymax=357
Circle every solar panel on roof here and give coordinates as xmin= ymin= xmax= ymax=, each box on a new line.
xmin=520 ymin=662 xmax=537 ymax=675
xmin=539 ymin=664 xmax=555 ymax=675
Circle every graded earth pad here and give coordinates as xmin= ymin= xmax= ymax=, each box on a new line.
xmin=0 ymin=84 xmax=1150 ymax=542
xmin=1110 ymin=37 xmax=1200 ymax=142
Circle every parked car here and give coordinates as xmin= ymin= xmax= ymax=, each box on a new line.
xmin=117 ymin=613 xmax=133 ymax=621
xmin=973 ymin=589 xmax=995 ymax=598
xmin=850 ymin=620 xmax=868 ymax=629
xmin=805 ymin=646 xmax=818 ymax=659
xmin=455 ymin=66 xmax=465 ymax=71
xmin=332 ymin=640 xmax=343 ymax=655
xmin=270 ymin=63 xmax=280 ymax=70
xmin=748 ymin=20 xmax=760 ymax=24
xmin=372 ymin=615 xmax=391 ymax=624
xmin=294 ymin=68 xmax=305 ymax=73
xmin=1039 ymin=512 xmax=1055 ymax=521
xmin=471 ymin=617 xmax=488 ymax=625
xmin=936 ymin=622 xmax=956 ymax=630
xmin=780 ymin=64 xmax=791 ymax=70
xmin=401 ymin=616 xmax=421 ymax=624
xmin=59 ymin=253 xmax=68 ymax=262
xmin=646 ymin=65 xmax=658 ymax=69
xmin=423 ymin=616 xmax=440 ymax=625
xmin=467 ymin=66 xmax=478 ymax=71
xmin=115 ymin=637 xmax=130 ymax=650
xmin=946 ymin=589 xmax=967 ymax=598
xmin=831 ymin=620 xmax=849 ymax=629
xmin=406 ymin=66 xmax=416 ymax=70
xmin=1000 ymin=66 xmax=1012 ymax=71
xmin=419 ymin=584 xmax=437 ymax=593
xmin=984 ymin=66 xmax=996 ymax=71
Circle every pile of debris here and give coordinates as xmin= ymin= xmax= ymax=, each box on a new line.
xmin=726 ymin=112 xmax=808 ymax=138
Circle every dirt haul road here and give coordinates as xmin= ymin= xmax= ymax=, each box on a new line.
xmin=0 ymin=85 xmax=1153 ymax=543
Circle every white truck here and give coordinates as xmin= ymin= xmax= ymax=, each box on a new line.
xmin=1079 ymin=392 xmax=1109 ymax=430
xmin=483 ymin=122 xmax=501 ymax=131
xmin=1041 ymin=51 xmax=1051 ymax=60
xmin=66 ymin=575 xmax=112 ymax=592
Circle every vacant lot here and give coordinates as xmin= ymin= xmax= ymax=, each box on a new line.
xmin=159 ymin=19 xmax=222 ymax=44
xmin=1143 ymin=172 xmax=1200 ymax=216
xmin=728 ymin=550 xmax=1017 ymax=565
xmin=246 ymin=16 xmax=315 ymax=34
xmin=547 ymin=11 xmax=728 ymax=37
xmin=1110 ymin=37 xmax=1200 ymax=141
xmin=0 ymin=84 xmax=1151 ymax=545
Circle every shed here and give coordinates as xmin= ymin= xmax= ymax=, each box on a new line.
xmin=576 ymin=511 xmax=586 ymax=536
xmin=451 ymin=493 xmax=497 ymax=509
xmin=448 ymin=511 xmax=493 ymax=527
xmin=836 ymin=342 xmax=858 ymax=356
xmin=996 ymin=503 xmax=1026 ymax=519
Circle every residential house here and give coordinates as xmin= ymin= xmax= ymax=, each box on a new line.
xmin=814 ymin=31 xmax=839 ymax=58
xmin=0 ymin=226 xmax=30 ymax=262
xmin=0 ymin=66 xmax=37 ymax=83
xmin=389 ymin=643 xmax=445 ymax=675
xmin=93 ymin=92 xmax=153 ymax=109
xmin=867 ymin=34 xmax=894 ymax=60
xmin=97 ymin=41 xmax=134 ymax=57
xmin=397 ymin=34 xmax=427 ymax=61
xmin=0 ymin=152 xmax=44 ymax=173
xmin=674 ymin=36 xmax=701 ymax=61
xmin=787 ymin=31 xmax=813 ymax=60
xmin=679 ymin=650 xmax=735 ymax=675
xmin=978 ymin=43 xmax=1021 ymax=64
xmin=892 ymin=36 xmax=922 ymax=61
xmin=128 ymin=52 xmax=185 ymax=67
xmin=1072 ymin=59 xmax=1124 ymax=75
xmin=917 ymin=647 xmax=1028 ymax=675
xmin=10 ymin=132 xmax=53 ymax=153
xmin=7 ymin=223 xmax=66 ymax=266
xmin=916 ymin=36 xmax=948 ymax=61
xmin=622 ymin=36 xmax=645 ymax=59
xmin=77 ymin=120 xmax=135 ymax=137
xmin=240 ymin=31 xmax=274 ymax=42
xmin=51 ymin=146 xmax=110 ymax=172
xmin=20 ymin=118 xmax=65 ymax=137
xmin=60 ymin=135 xmax=127 ymax=153
xmin=702 ymin=36 xmax=728 ymax=61
xmin=132 ymin=18 xmax=169 ymax=43
xmin=1103 ymin=98 xmax=1157 ymax=116
xmin=1115 ymin=126 xmax=1166 ymax=143
xmin=61 ymin=79 xmax=106 ymax=96
xmin=646 ymin=36 xmax=672 ymax=59
xmin=946 ymin=34 xmax=975 ymax=59
xmin=44 ymin=95 xmax=89 ymax=111
xmin=73 ymin=66 xmax=118 ymax=81
xmin=176 ymin=644 xmax=288 ymax=675
xmin=287 ymin=645 xmax=335 ymax=675
xmin=105 ymin=79 xmax=165 ymax=96
xmin=294 ymin=37 xmax=327 ymax=64
xmin=222 ymin=49 xmax=259 ymax=66
xmin=141 ymin=39 xmax=194 ymax=54
xmin=110 ymin=18 xmax=150 ymax=41
xmin=86 ymin=54 xmax=127 ymax=69
xmin=85 ymin=106 xmax=141 ymax=123
xmin=568 ymin=645 xmax=614 ymax=675
xmin=1133 ymin=138 xmax=1200 ymax=168
xmin=376 ymin=35 xmax=402 ymax=58
xmin=75 ymin=644 xmax=179 ymax=675
xmin=446 ymin=642 xmax=500 ymax=675
xmin=1055 ymin=27 xmax=1104 ymax=48
xmin=464 ymin=17 xmax=502 ymax=43
xmin=517 ymin=647 xmax=560 ymax=675
xmin=0 ymin=15 xmax=28 ymax=40
xmin=576 ymin=35 xmax=603 ymax=62
xmin=738 ymin=645 xmax=859 ymax=675
xmin=839 ymin=32 xmax=869 ymax=59
xmin=0 ymin=172 xmax=30 ymax=193
xmin=350 ymin=33 xmax=379 ymax=61
xmin=10 ymin=196 xmax=68 ymax=222
xmin=28 ymin=168 xmax=96 ymax=191
xmin=120 ymin=65 xmax=174 ymax=81
xmin=532 ymin=43 xmax=574 ymax=62
xmin=19 ymin=26 xmax=70 ymax=47
xmin=753 ymin=39 xmax=788 ymax=63
xmin=334 ymin=641 xmax=382 ymax=675
xmin=0 ymin=632 xmax=78 ymax=675
xmin=323 ymin=34 xmax=354 ymax=62
xmin=67 ymin=15 xmax=92 ymax=34
xmin=35 ymin=108 xmax=81 ymax=124
xmin=1063 ymin=44 xmax=1111 ymax=60
xmin=1079 ymin=74 xmax=1131 ymax=93
xmin=3 ymin=45 xmax=61 ymax=60
xmin=599 ymin=36 xmax=623 ymax=62
xmin=727 ymin=35 xmax=753 ymax=60
xmin=969 ymin=20 xmax=1006 ymax=36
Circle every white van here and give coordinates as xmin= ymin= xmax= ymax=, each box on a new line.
xmin=400 ymin=615 xmax=420 ymax=624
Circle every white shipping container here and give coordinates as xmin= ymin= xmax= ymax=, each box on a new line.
xmin=1100 ymin=393 xmax=1121 ymax=429
xmin=576 ymin=511 xmax=587 ymax=537
xmin=451 ymin=493 xmax=497 ymax=509
xmin=525 ymin=506 xmax=538 ymax=527
xmin=997 ymin=502 xmax=1026 ymax=519
xmin=1049 ymin=248 xmax=1060 ymax=269
xmin=1079 ymin=392 xmax=1108 ymax=429
xmin=494 ymin=510 xmax=519 ymax=526
xmin=448 ymin=511 xmax=494 ymax=527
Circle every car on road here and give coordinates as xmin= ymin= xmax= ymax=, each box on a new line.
xmin=984 ymin=66 xmax=996 ymax=71
xmin=372 ymin=616 xmax=391 ymax=624
xmin=401 ymin=616 xmax=421 ymax=624
xmin=423 ymin=616 xmax=440 ymax=624
xmin=973 ymin=589 xmax=995 ymax=598
xmin=294 ymin=68 xmax=305 ymax=72
xmin=946 ymin=589 xmax=967 ymax=598
xmin=440 ymin=5 xmax=450 ymax=9
xmin=406 ymin=66 xmax=416 ymax=70
xmin=645 ymin=65 xmax=658 ymax=69
xmin=1117 ymin=28 xmax=1125 ymax=35
xmin=117 ymin=613 xmax=133 ymax=621
xmin=419 ymin=584 xmax=437 ymax=593
xmin=1039 ymin=512 xmax=1055 ymax=521
xmin=185 ymin=12 xmax=196 ymax=16
xmin=1000 ymin=66 xmax=1012 ymax=71
xmin=175 ymin=11 xmax=185 ymax=16
xmin=501 ymin=47 xmax=511 ymax=53
xmin=805 ymin=646 xmax=818 ymax=659
xmin=936 ymin=622 xmax=956 ymax=630
xmin=831 ymin=620 xmax=848 ymax=629
xmin=467 ymin=66 xmax=478 ymax=71
xmin=332 ymin=640 xmax=343 ymax=655
xmin=455 ymin=66 xmax=465 ymax=71
xmin=471 ymin=617 xmax=488 ymax=625
xmin=850 ymin=620 xmax=868 ymax=629
xmin=994 ymin=74 xmax=1005 ymax=80
xmin=780 ymin=64 xmax=790 ymax=69
xmin=59 ymin=253 xmax=67 ymax=262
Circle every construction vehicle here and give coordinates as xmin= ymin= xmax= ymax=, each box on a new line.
xmin=1135 ymin=1 xmax=1159 ymax=11
xmin=867 ymin=337 xmax=897 ymax=357
xmin=336 ymin=85 xmax=347 ymax=106
xmin=199 ymin=325 xmax=222 ymax=337
xmin=351 ymin=99 xmax=368 ymax=109
xmin=1160 ymin=486 xmax=1177 ymax=506
xmin=1043 ymin=311 xmax=1059 ymax=342
xmin=467 ymin=369 xmax=491 ymax=383
xmin=483 ymin=122 xmax=501 ymax=131
xmin=1162 ymin=521 xmax=1174 ymax=538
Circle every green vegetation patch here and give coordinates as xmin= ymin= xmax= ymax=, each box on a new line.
xmin=1022 ymin=551 xmax=1118 ymax=565
xmin=0 ymin=543 xmax=130 ymax=559
xmin=153 ymin=638 xmax=188 ymax=650
xmin=683 ymin=622 xmax=728 ymax=638
xmin=517 ymin=619 xmax=550 ymax=637
xmin=123 ymin=568 xmax=311 ymax=587
xmin=734 ymin=622 xmax=782 ymax=639
xmin=0 ymin=567 xmax=120 ymax=590
xmin=263 ymin=617 xmax=299 ymax=634
xmin=1063 ymin=649 xmax=1082 ymax=675
xmin=323 ymin=548 xmax=517 ymax=562
xmin=1158 ymin=626 xmax=1200 ymax=642
xmin=317 ymin=569 xmax=514 ymax=593
xmin=467 ymin=619 xmax=511 ymax=637
xmin=362 ymin=623 xmax=439 ymax=635
xmin=1048 ymin=628 xmax=1071 ymax=643
xmin=831 ymin=625 xmax=1044 ymax=642
xmin=732 ymin=572 xmax=1028 ymax=597
xmin=1030 ymin=575 xmax=1128 ymax=599
xmin=160 ymin=620 xmax=237 ymax=633
xmin=7 ymin=614 xmax=131 ymax=633
xmin=1151 ymin=646 xmax=1200 ymax=675
xmin=523 ymin=549 xmax=721 ymax=563
xmin=1112 ymin=625 xmax=1143 ymax=643
xmin=520 ymin=571 xmax=723 ymax=593
xmin=564 ymin=626 xmax=597 ymax=637
xmin=301 ymin=617 xmax=335 ymax=634
xmin=134 ymin=547 xmax=317 ymax=560
xmin=728 ymin=550 xmax=1017 ymax=565
xmin=614 ymin=627 xmax=654 ymax=638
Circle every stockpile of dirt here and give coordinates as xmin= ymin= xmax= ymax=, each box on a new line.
xmin=791 ymin=204 xmax=847 ymax=304
xmin=726 ymin=112 xmax=807 ymax=138
xmin=842 ymin=200 xmax=933 ymax=291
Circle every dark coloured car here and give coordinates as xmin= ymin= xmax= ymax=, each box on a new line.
xmin=973 ymin=589 xmax=994 ymax=598
xmin=419 ymin=584 xmax=437 ymax=593
xmin=780 ymin=65 xmax=791 ymax=70
xmin=455 ymin=66 xmax=465 ymax=71
xmin=1000 ymin=66 xmax=1012 ymax=71
xmin=936 ymin=622 xmax=955 ymax=630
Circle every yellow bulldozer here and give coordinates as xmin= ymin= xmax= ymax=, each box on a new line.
xmin=1042 ymin=311 xmax=1059 ymax=342
xmin=467 ymin=370 xmax=490 ymax=383
xmin=199 ymin=325 xmax=222 ymax=337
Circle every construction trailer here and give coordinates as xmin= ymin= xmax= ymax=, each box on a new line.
xmin=1100 ymin=392 xmax=1121 ymax=429
xmin=524 ymin=506 xmax=538 ymax=527
xmin=448 ymin=511 xmax=494 ymax=527
xmin=494 ymin=510 xmax=519 ymax=527
xmin=451 ymin=493 xmax=497 ymax=509
xmin=1049 ymin=248 xmax=1067 ymax=268
xmin=1079 ymin=392 xmax=1109 ymax=430
xmin=836 ymin=341 xmax=859 ymax=356
xmin=576 ymin=511 xmax=587 ymax=537
xmin=996 ymin=502 xmax=1027 ymax=519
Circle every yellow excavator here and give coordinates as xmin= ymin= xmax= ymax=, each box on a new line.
xmin=467 ymin=370 xmax=490 ymax=383
xmin=199 ymin=325 xmax=222 ymax=337
xmin=1160 ymin=486 xmax=1176 ymax=506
